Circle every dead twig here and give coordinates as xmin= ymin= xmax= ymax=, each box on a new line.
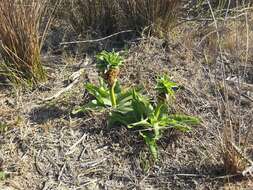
xmin=242 ymin=165 xmax=253 ymax=177
xmin=60 ymin=30 xmax=133 ymax=45
xmin=57 ymin=162 xmax=66 ymax=181
xmin=80 ymin=157 xmax=108 ymax=168
xmin=226 ymin=77 xmax=253 ymax=92
xmin=65 ymin=133 xmax=87 ymax=156
xmin=34 ymin=149 xmax=45 ymax=176
xmin=42 ymin=68 xmax=85 ymax=102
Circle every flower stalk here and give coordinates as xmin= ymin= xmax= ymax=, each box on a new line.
xmin=96 ymin=50 xmax=123 ymax=108
xmin=110 ymin=80 xmax=117 ymax=108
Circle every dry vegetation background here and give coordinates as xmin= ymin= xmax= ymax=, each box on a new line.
xmin=0 ymin=0 xmax=253 ymax=189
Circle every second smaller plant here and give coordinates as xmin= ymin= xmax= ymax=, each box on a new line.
xmin=110 ymin=76 xmax=200 ymax=160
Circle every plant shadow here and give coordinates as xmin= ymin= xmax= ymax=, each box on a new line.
xmin=29 ymin=104 xmax=69 ymax=125
xmin=77 ymin=112 xmax=145 ymax=158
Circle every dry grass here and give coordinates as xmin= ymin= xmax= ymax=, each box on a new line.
xmin=0 ymin=0 xmax=47 ymax=86
xmin=118 ymin=0 xmax=181 ymax=34
xmin=168 ymin=2 xmax=253 ymax=177
xmin=205 ymin=6 xmax=253 ymax=176
xmin=57 ymin=0 xmax=119 ymax=36
xmin=55 ymin=0 xmax=182 ymax=38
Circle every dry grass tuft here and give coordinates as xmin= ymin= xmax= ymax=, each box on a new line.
xmin=58 ymin=0 xmax=119 ymax=36
xmin=163 ymin=1 xmax=253 ymax=178
xmin=55 ymin=0 xmax=182 ymax=38
xmin=118 ymin=0 xmax=181 ymax=33
xmin=0 ymin=0 xmax=47 ymax=86
xmin=222 ymin=124 xmax=248 ymax=174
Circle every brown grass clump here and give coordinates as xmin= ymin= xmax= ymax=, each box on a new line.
xmin=55 ymin=0 xmax=182 ymax=38
xmin=0 ymin=0 xmax=47 ymax=86
xmin=222 ymin=124 xmax=248 ymax=174
xmin=58 ymin=0 xmax=119 ymax=36
xmin=118 ymin=0 xmax=182 ymax=34
xmin=163 ymin=1 xmax=253 ymax=178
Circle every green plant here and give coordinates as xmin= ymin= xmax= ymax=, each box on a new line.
xmin=110 ymin=89 xmax=200 ymax=160
xmin=73 ymin=50 xmax=133 ymax=115
xmin=0 ymin=122 xmax=8 ymax=133
xmin=96 ymin=51 xmax=123 ymax=73
xmin=72 ymin=77 xmax=134 ymax=114
xmin=139 ymin=151 xmax=151 ymax=172
xmin=155 ymin=74 xmax=179 ymax=101
xmin=0 ymin=171 xmax=6 ymax=181
xmin=74 ymin=51 xmax=200 ymax=160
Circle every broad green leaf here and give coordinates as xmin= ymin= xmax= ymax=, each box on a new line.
xmin=170 ymin=123 xmax=192 ymax=132
xmin=72 ymin=101 xmax=106 ymax=114
xmin=96 ymin=50 xmax=123 ymax=73
xmin=108 ymin=111 xmax=137 ymax=127
xmin=127 ymin=118 xmax=151 ymax=129
xmin=114 ymin=81 xmax=122 ymax=94
xmin=155 ymin=74 xmax=179 ymax=98
xmin=132 ymin=90 xmax=153 ymax=119
xmin=152 ymin=123 xmax=162 ymax=140
xmin=168 ymin=115 xmax=200 ymax=125
xmin=100 ymin=97 xmax=112 ymax=106
xmin=116 ymin=103 xmax=133 ymax=114
xmin=116 ymin=90 xmax=133 ymax=105
xmin=85 ymin=83 xmax=109 ymax=98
